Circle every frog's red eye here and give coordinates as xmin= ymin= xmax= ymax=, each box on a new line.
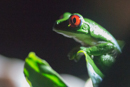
xmin=69 ymin=15 xmax=81 ymax=27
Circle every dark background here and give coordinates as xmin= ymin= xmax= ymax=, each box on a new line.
xmin=0 ymin=0 xmax=130 ymax=79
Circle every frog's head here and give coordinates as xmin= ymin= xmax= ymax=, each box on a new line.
xmin=53 ymin=12 xmax=90 ymax=38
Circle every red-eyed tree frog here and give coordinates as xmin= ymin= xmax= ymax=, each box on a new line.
xmin=53 ymin=12 xmax=124 ymax=87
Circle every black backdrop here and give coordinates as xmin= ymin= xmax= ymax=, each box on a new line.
xmin=0 ymin=0 xmax=130 ymax=81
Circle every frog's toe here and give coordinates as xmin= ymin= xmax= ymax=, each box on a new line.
xmin=68 ymin=51 xmax=83 ymax=62
xmin=74 ymin=52 xmax=84 ymax=62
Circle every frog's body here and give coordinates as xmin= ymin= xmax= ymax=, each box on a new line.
xmin=53 ymin=12 xmax=121 ymax=87
xmin=84 ymin=18 xmax=121 ymax=52
xmin=53 ymin=12 xmax=122 ymax=86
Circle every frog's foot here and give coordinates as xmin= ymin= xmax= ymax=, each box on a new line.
xmin=68 ymin=46 xmax=86 ymax=62
xmin=68 ymin=46 xmax=84 ymax=62
xmin=68 ymin=51 xmax=84 ymax=62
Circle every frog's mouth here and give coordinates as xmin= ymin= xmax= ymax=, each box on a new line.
xmin=53 ymin=28 xmax=76 ymax=38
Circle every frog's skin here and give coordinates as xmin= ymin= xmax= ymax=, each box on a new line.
xmin=53 ymin=12 xmax=122 ymax=81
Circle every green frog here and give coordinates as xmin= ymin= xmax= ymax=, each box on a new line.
xmin=53 ymin=12 xmax=123 ymax=86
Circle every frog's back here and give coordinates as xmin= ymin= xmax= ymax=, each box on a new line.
xmin=84 ymin=18 xmax=121 ymax=52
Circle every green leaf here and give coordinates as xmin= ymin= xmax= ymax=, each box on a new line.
xmin=24 ymin=52 xmax=68 ymax=87
xmin=77 ymin=50 xmax=104 ymax=87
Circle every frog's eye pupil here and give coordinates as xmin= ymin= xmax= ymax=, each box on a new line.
xmin=73 ymin=17 xmax=76 ymax=23
xmin=69 ymin=15 xmax=81 ymax=27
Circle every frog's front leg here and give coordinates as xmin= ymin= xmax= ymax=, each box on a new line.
xmin=80 ymin=42 xmax=116 ymax=56
xmin=69 ymin=42 xmax=116 ymax=62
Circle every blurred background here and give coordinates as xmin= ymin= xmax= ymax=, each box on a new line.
xmin=0 ymin=0 xmax=130 ymax=87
